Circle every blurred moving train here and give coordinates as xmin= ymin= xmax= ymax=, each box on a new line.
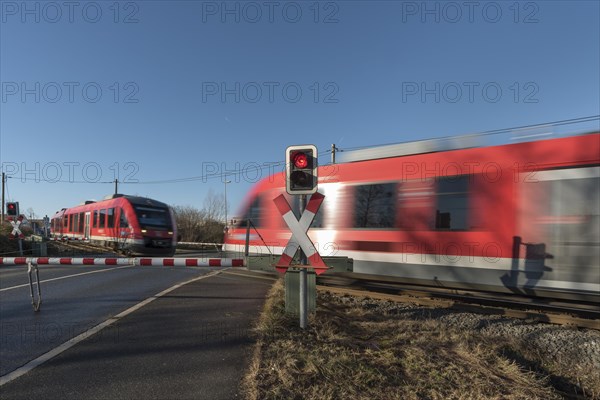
xmin=224 ymin=132 xmax=600 ymax=302
xmin=51 ymin=194 xmax=177 ymax=256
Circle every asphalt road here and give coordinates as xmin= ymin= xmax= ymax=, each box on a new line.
xmin=0 ymin=265 xmax=273 ymax=399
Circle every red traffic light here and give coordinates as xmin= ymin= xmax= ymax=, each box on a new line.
xmin=286 ymin=145 xmax=318 ymax=195
xmin=6 ymin=202 xmax=19 ymax=216
xmin=292 ymin=152 xmax=309 ymax=169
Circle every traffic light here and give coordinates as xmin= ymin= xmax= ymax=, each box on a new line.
xmin=6 ymin=202 xmax=19 ymax=217
xmin=286 ymin=145 xmax=318 ymax=195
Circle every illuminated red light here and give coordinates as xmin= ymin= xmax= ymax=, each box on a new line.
xmin=293 ymin=152 xmax=308 ymax=169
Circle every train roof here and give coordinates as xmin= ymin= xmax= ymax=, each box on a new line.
xmin=52 ymin=195 xmax=170 ymax=217
xmin=337 ymin=117 xmax=599 ymax=164
xmin=103 ymin=194 xmax=170 ymax=208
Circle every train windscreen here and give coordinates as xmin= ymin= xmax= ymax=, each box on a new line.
xmin=134 ymin=205 xmax=171 ymax=229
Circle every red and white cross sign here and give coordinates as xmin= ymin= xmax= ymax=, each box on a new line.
xmin=273 ymin=192 xmax=328 ymax=275
xmin=9 ymin=216 xmax=24 ymax=239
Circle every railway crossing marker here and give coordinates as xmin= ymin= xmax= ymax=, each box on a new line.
xmin=9 ymin=216 xmax=24 ymax=239
xmin=273 ymin=192 xmax=328 ymax=275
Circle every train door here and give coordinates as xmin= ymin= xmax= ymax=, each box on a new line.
xmin=84 ymin=212 xmax=91 ymax=239
xmin=518 ymin=166 xmax=600 ymax=290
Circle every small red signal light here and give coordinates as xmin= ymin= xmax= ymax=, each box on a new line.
xmin=293 ymin=152 xmax=309 ymax=169
xmin=6 ymin=202 xmax=19 ymax=217
xmin=286 ymin=145 xmax=318 ymax=195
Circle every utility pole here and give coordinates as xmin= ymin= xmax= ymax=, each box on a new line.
xmin=1 ymin=172 xmax=5 ymax=222
xmin=224 ymin=179 xmax=231 ymax=228
xmin=331 ymin=143 xmax=338 ymax=164
xmin=114 ymin=179 xmax=118 ymax=195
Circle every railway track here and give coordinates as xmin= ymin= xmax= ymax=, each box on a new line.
xmin=48 ymin=240 xmax=119 ymax=257
xmin=317 ymin=275 xmax=600 ymax=330
xmin=226 ymin=269 xmax=600 ymax=330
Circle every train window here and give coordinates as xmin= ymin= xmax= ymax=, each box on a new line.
xmin=99 ymin=209 xmax=106 ymax=228
xmin=107 ymin=208 xmax=115 ymax=228
xmin=79 ymin=212 xmax=84 ymax=232
xmin=290 ymin=195 xmax=325 ymax=228
xmin=119 ymin=208 xmax=129 ymax=228
xmin=434 ymin=175 xmax=470 ymax=231
xmin=353 ymin=183 xmax=397 ymax=228
xmin=64 ymin=215 xmax=68 ymax=228
xmin=93 ymin=210 xmax=98 ymax=228
xmin=539 ymin=175 xmax=600 ymax=247
xmin=239 ymin=196 xmax=263 ymax=228
xmin=134 ymin=206 xmax=170 ymax=228
xmin=73 ymin=214 xmax=78 ymax=233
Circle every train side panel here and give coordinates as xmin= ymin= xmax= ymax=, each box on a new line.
xmin=51 ymin=195 xmax=176 ymax=256
xmin=224 ymin=134 xmax=600 ymax=301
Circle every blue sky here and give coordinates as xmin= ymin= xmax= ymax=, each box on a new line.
xmin=1 ymin=0 xmax=599 ymax=220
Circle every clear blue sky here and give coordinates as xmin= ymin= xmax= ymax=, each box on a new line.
xmin=1 ymin=0 xmax=599 ymax=219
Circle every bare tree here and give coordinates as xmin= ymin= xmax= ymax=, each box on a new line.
xmin=172 ymin=205 xmax=206 ymax=242
xmin=172 ymin=191 xmax=227 ymax=243
xmin=203 ymin=190 xmax=226 ymax=222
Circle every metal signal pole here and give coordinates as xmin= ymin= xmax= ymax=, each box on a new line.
xmin=114 ymin=179 xmax=118 ymax=195
xmin=299 ymin=194 xmax=308 ymax=329
xmin=1 ymin=172 xmax=5 ymax=222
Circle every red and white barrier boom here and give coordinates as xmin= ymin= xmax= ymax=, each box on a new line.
xmin=0 ymin=257 xmax=245 ymax=267
xmin=273 ymin=192 xmax=328 ymax=275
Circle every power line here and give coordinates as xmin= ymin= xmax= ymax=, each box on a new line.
xmin=4 ymin=115 xmax=597 ymax=185
xmin=4 ymin=175 xmax=114 ymax=184
xmin=340 ymin=115 xmax=599 ymax=152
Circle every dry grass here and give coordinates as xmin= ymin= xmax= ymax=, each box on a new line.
xmin=241 ymin=279 xmax=593 ymax=400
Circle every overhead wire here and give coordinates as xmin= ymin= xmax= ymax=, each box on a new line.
xmin=4 ymin=115 xmax=598 ymax=185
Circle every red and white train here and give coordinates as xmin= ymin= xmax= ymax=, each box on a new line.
xmin=51 ymin=194 xmax=177 ymax=256
xmin=224 ymin=132 xmax=600 ymax=302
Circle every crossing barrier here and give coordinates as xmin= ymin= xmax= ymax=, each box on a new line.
xmin=0 ymin=257 xmax=245 ymax=267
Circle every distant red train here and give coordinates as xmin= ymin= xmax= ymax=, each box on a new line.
xmin=51 ymin=194 xmax=177 ymax=256
xmin=224 ymin=133 xmax=600 ymax=302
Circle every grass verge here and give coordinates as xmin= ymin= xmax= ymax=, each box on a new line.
xmin=242 ymin=278 xmax=598 ymax=399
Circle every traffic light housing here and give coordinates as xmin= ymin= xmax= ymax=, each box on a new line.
xmin=6 ymin=202 xmax=19 ymax=217
xmin=286 ymin=145 xmax=318 ymax=195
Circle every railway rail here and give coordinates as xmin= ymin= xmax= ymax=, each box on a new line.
xmin=316 ymin=275 xmax=600 ymax=330
xmin=48 ymin=239 xmax=119 ymax=256
xmin=228 ymin=269 xmax=600 ymax=330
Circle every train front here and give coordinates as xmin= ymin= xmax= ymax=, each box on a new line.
xmin=127 ymin=197 xmax=177 ymax=256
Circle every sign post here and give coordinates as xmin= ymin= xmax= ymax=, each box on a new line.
xmin=9 ymin=215 xmax=25 ymax=256
xmin=299 ymin=194 xmax=308 ymax=328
